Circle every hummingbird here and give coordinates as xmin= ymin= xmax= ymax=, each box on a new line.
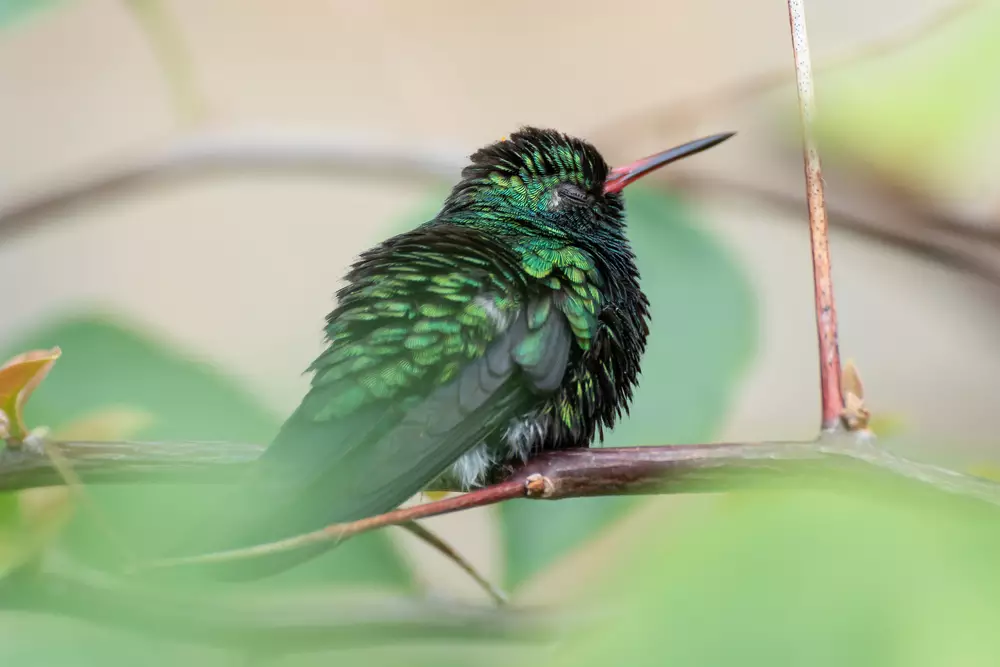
xmin=180 ymin=127 xmax=733 ymax=580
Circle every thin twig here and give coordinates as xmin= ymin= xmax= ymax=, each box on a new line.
xmin=123 ymin=435 xmax=1000 ymax=571
xmin=138 ymin=480 xmax=526 ymax=570
xmin=10 ymin=448 xmax=504 ymax=605
xmin=787 ymin=0 xmax=844 ymax=430
xmin=2 ymin=436 xmax=994 ymax=649
xmin=37 ymin=437 xmax=138 ymax=568
xmin=400 ymin=521 xmax=508 ymax=606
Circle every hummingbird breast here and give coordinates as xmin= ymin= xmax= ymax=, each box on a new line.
xmin=438 ymin=251 xmax=650 ymax=491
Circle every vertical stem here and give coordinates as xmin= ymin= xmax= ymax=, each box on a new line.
xmin=787 ymin=0 xmax=844 ymax=430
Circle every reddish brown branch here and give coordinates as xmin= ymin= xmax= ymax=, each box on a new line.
xmin=787 ymin=0 xmax=845 ymax=430
xmin=3 ymin=436 xmax=998 ymax=649
xmin=138 ymin=480 xmax=526 ymax=570
xmin=5 ymin=437 xmax=1000 ymax=505
xmin=132 ymin=436 xmax=1000 ymax=571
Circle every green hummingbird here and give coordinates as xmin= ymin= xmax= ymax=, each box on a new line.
xmin=183 ymin=127 xmax=733 ymax=579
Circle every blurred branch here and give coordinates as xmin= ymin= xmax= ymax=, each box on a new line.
xmin=590 ymin=0 xmax=1000 ymax=264
xmin=4 ymin=436 xmax=998 ymax=649
xmin=3 ymin=434 xmax=1000 ymax=573
xmin=400 ymin=521 xmax=508 ymax=606
xmin=674 ymin=172 xmax=1000 ymax=288
xmin=590 ymin=0 xmax=981 ymax=144
xmin=2 ymin=127 xmax=997 ymax=292
xmin=0 ymin=438 xmax=263 ymax=491
xmin=0 ymin=439 xmax=508 ymax=603
xmin=36 ymin=436 xmax=139 ymax=569
xmin=0 ymin=128 xmax=464 ymax=240
xmin=0 ymin=2 xmax=990 ymax=263
xmin=21 ymin=434 xmax=983 ymax=572
xmin=0 ymin=568 xmax=552 ymax=651
xmin=4 ymin=436 xmax=999 ymax=507
xmin=123 ymin=0 xmax=207 ymax=125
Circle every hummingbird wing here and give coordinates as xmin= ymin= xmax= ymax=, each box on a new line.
xmin=187 ymin=224 xmax=574 ymax=578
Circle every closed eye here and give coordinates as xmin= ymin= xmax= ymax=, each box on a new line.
xmin=553 ymin=184 xmax=588 ymax=207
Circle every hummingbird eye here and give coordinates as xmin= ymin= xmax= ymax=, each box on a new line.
xmin=550 ymin=183 xmax=589 ymax=210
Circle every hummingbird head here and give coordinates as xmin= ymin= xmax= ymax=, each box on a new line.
xmin=438 ymin=126 xmax=734 ymax=239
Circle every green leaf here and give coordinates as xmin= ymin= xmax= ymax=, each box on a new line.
xmin=555 ymin=487 xmax=1000 ymax=667
xmin=812 ymin=2 xmax=1000 ymax=187
xmin=5 ymin=315 xmax=273 ymax=442
xmin=502 ymin=189 xmax=756 ymax=588
xmin=394 ymin=188 xmax=757 ymax=589
xmin=0 ymin=0 xmax=66 ymax=30
xmin=0 ymin=313 xmax=412 ymax=590
xmin=0 ymin=616 xmax=216 ymax=667
xmin=601 ymin=189 xmax=757 ymax=446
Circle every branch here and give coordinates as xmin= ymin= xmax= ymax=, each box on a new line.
xmin=400 ymin=521 xmax=508 ymax=606
xmin=670 ymin=173 xmax=1000 ymax=289
xmin=787 ymin=0 xmax=844 ymax=430
xmin=0 ymin=438 xmax=263 ymax=491
xmin=3 ymin=133 xmax=996 ymax=293
xmin=0 ymin=569 xmax=552 ymax=652
xmin=1 ymin=3 xmax=989 ymax=278
xmin=35 ymin=436 xmax=139 ymax=570
xmin=132 ymin=434 xmax=1000 ymax=571
xmin=588 ymin=0 xmax=1000 ymax=284
xmin=4 ymin=434 xmax=1000 ymax=519
xmin=0 ymin=440 xmax=507 ymax=604
xmin=0 ymin=129 xmax=464 ymax=241
xmin=590 ymin=0 xmax=981 ymax=145
xmin=5 ymin=437 xmax=996 ymax=650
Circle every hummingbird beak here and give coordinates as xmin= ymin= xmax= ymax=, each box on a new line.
xmin=603 ymin=132 xmax=736 ymax=195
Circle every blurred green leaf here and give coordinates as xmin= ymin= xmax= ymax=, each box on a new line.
xmin=596 ymin=190 xmax=757 ymax=445
xmin=501 ymin=189 xmax=755 ymax=588
xmin=395 ymin=188 xmax=756 ymax=589
xmin=0 ymin=404 xmax=152 ymax=578
xmin=0 ymin=313 xmax=412 ymax=590
xmin=0 ymin=0 xmax=65 ymax=29
xmin=4 ymin=315 xmax=273 ymax=442
xmin=815 ymin=2 xmax=1000 ymax=186
xmin=0 ymin=616 xmax=222 ymax=667
xmin=0 ymin=490 xmax=26 ymax=573
xmin=555 ymin=487 xmax=1000 ymax=667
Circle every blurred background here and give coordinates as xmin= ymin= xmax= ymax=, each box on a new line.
xmin=2 ymin=0 xmax=1000 ymax=665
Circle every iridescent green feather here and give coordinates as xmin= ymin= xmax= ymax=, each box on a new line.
xmin=303 ymin=242 xmax=524 ymax=424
